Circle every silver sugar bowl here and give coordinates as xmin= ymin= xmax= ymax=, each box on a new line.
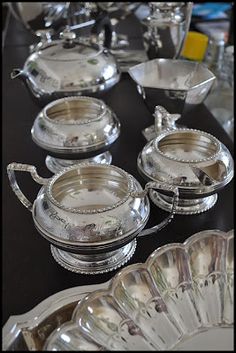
xmin=11 ymin=28 xmax=120 ymax=106
xmin=137 ymin=128 xmax=234 ymax=215
xmin=7 ymin=163 xmax=179 ymax=274
xmin=31 ymin=96 xmax=121 ymax=173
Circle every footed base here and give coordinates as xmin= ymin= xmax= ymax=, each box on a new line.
xmin=51 ymin=240 xmax=137 ymax=274
xmin=149 ymin=191 xmax=218 ymax=215
xmin=45 ymin=152 xmax=112 ymax=174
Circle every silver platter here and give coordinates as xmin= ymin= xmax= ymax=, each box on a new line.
xmin=2 ymin=229 xmax=234 ymax=351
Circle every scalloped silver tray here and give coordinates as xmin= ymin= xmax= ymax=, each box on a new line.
xmin=2 ymin=229 xmax=234 ymax=351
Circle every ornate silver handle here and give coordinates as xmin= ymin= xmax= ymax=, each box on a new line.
xmin=131 ymin=181 xmax=179 ymax=237
xmin=7 ymin=163 xmax=49 ymax=212
xmin=154 ymin=105 xmax=181 ymax=133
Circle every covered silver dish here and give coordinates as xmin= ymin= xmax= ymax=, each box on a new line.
xmin=7 ymin=162 xmax=179 ymax=274
xmin=11 ymin=29 xmax=120 ymax=105
xmin=31 ymin=96 xmax=121 ymax=172
xmin=138 ymin=128 xmax=234 ymax=214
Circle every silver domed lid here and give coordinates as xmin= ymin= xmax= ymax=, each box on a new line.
xmin=12 ymin=29 xmax=120 ymax=100
xmin=138 ymin=128 xmax=234 ymax=197
xmin=31 ymin=96 xmax=121 ymax=155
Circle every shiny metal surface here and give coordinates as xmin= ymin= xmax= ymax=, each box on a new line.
xmin=137 ymin=128 xmax=234 ymax=214
xmin=11 ymin=30 xmax=121 ymax=104
xmin=129 ymin=58 xmax=215 ymax=139
xmin=142 ymin=2 xmax=193 ymax=60
xmin=31 ymin=96 xmax=120 ymax=156
xmin=2 ymin=229 xmax=233 ymax=350
xmin=7 ymin=162 xmax=178 ymax=273
xmin=45 ymin=151 xmax=112 ymax=174
xmin=8 ymin=2 xmax=70 ymax=32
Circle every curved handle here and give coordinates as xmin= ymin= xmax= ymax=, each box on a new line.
xmin=11 ymin=68 xmax=24 ymax=80
xmin=131 ymin=181 xmax=179 ymax=237
xmin=7 ymin=163 xmax=49 ymax=212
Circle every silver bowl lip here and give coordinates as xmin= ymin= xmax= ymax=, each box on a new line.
xmin=74 ymin=227 xmax=233 ymax=307
xmin=128 ymin=58 xmax=216 ymax=91
xmin=153 ymin=128 xmax=221 ymax=164
xmin=41 ymin=96 xmax=108 ymax=126
xmin=45 ymin=162 xmax=136 ymax=215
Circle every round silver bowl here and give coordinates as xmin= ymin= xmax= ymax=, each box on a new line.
xmin=31 ymin=96 xmax=121 ymax=173
xmin=137 ymin=128 xmax=234 ymax=215
xmin=7 ymin=162 xmax=179 ymax=274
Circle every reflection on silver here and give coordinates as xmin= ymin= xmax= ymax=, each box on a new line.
xmin=129 ymin=58 xmax=215 ymax=139
xmin=7 ymin=163 xmax=178 ymax=274
xmin=31 ymin=96 xmax=120 ymax=172
xmin=142 ymin=2 xmax=193 ymax=60
xmin=2 ymin=230 xmax=233 ymax=350
xmin=137 ymin=128 xmax=234 ymax=214
xmin=11 ymin=29 xmax=120 ymax=104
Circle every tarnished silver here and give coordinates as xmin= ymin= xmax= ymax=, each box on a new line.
xmin=11 ymin=28 xmax=120 ymax=105
xmin=137 ymin=128 xmax=234 ymax=214
xmin=7 ymin=162 xmax=178 ymax=274
xmin=128 ymin=58 xmax=215 ymax=140
xmin=141 ymin=2 xmax=193 ymax=60
xmin=2 ymin=229 xmax=233 ymax=351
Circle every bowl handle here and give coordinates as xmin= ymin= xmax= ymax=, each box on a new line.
xmin=131 ymin=181 xmax=179 ymax=237
xmin=7 ymin=163 xmax=49 ymax=212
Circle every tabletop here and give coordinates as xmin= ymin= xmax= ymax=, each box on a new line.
xmin=2 ymin=14 xmax=234 ymax=327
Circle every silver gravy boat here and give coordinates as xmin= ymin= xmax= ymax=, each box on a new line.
xmin=7 ymin=163 xmax=179 ymax=274
xmin=31 ymin=96 xmax=120 ymax=173
xmin=129 ymin=58 xmax=216 ymax=140
xmin=138 ymin=128 xmax=234 ymax=215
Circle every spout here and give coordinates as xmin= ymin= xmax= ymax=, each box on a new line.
xmin=11 ymin=68 xmax=26 ymax=81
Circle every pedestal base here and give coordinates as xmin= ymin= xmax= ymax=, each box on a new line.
xmin=149 ymin=191 xmax=218 ymax=215
xmin=50 ymin=240 xmax=137 ymax=274
xmin=45 ymin=152 xmax=112 ymax=174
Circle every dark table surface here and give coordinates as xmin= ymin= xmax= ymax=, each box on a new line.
xmin=2 ymin=14 xmax=234 ymax=327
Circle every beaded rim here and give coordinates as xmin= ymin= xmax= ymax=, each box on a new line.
xmin=50 ymin=240 xmax=137 ymax=275
xmin=42 ymin=96 xmax=107 ymax=125
xmin=154 ymin=128 xmax=221 ymax=164
xmin=46 ymin=163 xmax=135 ymax=214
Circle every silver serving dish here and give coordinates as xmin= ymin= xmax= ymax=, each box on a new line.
xmin=7 ymin=162 xmax=179 ymax=274
xmin=11 ymin=28 xmax=121 ymax=105
xmin=128 ymin=58 xmax=215 ymax=140
xmin=2 ymin=229 xmax=234 ymax=351
xmin=138 ymin=128 xmax=234 ymax=214
xmin=31 ymin=96 xmax=121 ymax=173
